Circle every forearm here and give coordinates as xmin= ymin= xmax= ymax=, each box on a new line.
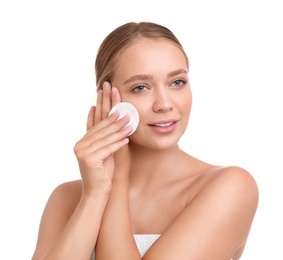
xmin=40 ymin=194 xmax=108 ymax=260
xmin=96 ymin=183 xmax=141 ymax=260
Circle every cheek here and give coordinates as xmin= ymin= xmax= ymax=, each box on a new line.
xmin=179 ymin=89 xmax=192 ymax=111
xmin=132 ymin=102 xmax=149 ymax=120
xmin=184 ymin=96 xmax=192 ymax=113
xmin=119 ymin=94 xmax=147 ymax=117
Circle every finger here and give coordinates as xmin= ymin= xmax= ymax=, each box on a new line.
xmin=111 ymin=87 xmax=121 ymax=107
xmin=86 ymin=106 xmax=96 ymax=131
xmin=102 ymin=82 xmax=112 ymax=119
xmin=81 ymin=113 xmax=130 ymax=145
xmin=83 ymin=126 xmax=131 ymax=158
xmin=91 ymin=137 xmax=129 ymax=162
xmin=95 ymin=90 xmax=102 ymax=124
xmin=75 ymin=124 xmax=132 ymax=160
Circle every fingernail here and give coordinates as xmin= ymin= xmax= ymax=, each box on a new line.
xmin=111 ymin=110 xmax=119 ymax=116
xmin=112 ymin=87 xmax=118 ymax=95
xmin=124 ymin=125 xmax=133 ymax=132
xmin=103 ymin=82 xmax=110 ymax=90
xmin=122 ymin=114 xmax=130 ymax=120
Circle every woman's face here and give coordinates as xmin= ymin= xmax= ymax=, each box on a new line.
xmin=111 ymin=38 xmax=192 ymax=150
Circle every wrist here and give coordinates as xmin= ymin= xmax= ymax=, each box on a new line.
xmin=81 ymin=190 xmax=110 ymax=204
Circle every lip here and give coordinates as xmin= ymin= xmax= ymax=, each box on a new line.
xmin=148 ymin=119 xmax=178 ymax=134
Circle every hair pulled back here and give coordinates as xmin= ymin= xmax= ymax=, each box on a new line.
xmin=95 ymin=22 xmax=188 ymax=91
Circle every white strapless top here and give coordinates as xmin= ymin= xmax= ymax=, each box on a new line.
xmin=92 ymin=234 xmax=160 ymax=259
xmin=133 ymin=234 xmax=160 ymax=256
xmin=92 ymin=234 xmax=234 ymax=259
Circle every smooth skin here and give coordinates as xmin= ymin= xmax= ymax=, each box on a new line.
xmin=32 ymin=39 xmax=258 ymax=260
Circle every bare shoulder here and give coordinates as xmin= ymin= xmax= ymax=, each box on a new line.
xmin=182 ymin=153 xmax=259 ymax=207
xmin=203 ymin=166 xmax=258 ymax=254
xmin=41 ymin=179 xmax=82 ymax=227
xmin=50 ymin=179 xmax=82 ymax=203
xmin=203 ymin=165 xmax=258 ymax=201
xmin=32 ymin=180 xmax=82 ymax=258
xmin=191 ymin=165 xmax=259 ymax=213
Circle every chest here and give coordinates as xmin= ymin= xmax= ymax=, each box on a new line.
xmin=129 ymin=186 xmax=188 ymax=234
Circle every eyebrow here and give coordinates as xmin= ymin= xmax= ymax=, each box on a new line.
xmin=123 ymin=68 xmax=188 ymax=85
xmin=168 ymin=68 xmax=188 ymax=77
xmin=124 ymin=74 xmax=153 ymax=84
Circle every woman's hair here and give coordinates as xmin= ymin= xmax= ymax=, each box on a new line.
xmin=95 ymin=22 xmax=188 ymax=91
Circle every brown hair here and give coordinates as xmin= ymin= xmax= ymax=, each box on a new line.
xmin=95 ymin=22 xmax=188 ymax=91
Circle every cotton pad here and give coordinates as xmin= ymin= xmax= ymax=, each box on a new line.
xmin=108 ymin=102 xmax=139 ymax=135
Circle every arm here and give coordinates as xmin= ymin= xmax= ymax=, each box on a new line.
xmin=143 ymin=166 xmax=259 ymax=260
xmin=32 ymin=181 xmax=109 ymax=260
xmin=95 ymin=166 xmax=258 ymax=260
xmin=95 ymin=146 xmax=142 ymax=260
xmin=32 ymin=82 xmax=132 ymax=260
xmin=95 ymin=83 xmax=142 ymax=259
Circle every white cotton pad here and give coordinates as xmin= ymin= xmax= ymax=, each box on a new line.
xmin=108 ymin=102 xmax=139 ymax=135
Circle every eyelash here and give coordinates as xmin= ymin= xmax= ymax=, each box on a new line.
xmin=131 ymin=79 xmax=187 ymax=93
xmin=171 ymin=79 xmax=187 ymax=87
xmin=132 ymin=84 xmax=148 ymax=93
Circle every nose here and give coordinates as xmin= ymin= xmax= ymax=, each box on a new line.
xmin=152 ymin=88 xmax=174 ymax=113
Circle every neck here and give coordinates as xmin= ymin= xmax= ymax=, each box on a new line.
xmin=128 ymin=142 xmax=186 ymax=187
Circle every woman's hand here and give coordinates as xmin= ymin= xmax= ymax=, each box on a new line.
xmin=74 ymin=82 xmax=132 ymax=197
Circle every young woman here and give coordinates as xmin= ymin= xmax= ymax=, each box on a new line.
xmin=32 ymin=22 xmax=258 ymax=260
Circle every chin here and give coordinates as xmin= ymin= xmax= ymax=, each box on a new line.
xmin=129 ymin=136 xmax=180 ymax=151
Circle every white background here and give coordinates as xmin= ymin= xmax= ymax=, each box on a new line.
xmin=0 ymin=0 xmax=282 ymax=259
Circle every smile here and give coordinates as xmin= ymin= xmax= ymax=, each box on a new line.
xmin=148 ymin=121 xmax=177 ymax=134
xmin=152 ymin=122 xmax=174 ymax=127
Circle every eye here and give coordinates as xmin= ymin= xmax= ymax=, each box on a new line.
xmin=132 ymin=84 xmax=148 ymax=92
xmin=171 ymin=79 xmax=187 ymax=88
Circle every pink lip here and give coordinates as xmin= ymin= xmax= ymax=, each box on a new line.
xmin=149 ymin=119 xmax=177 ymax=125
xmin=148 ymin=119 xmax=178 ymax=134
